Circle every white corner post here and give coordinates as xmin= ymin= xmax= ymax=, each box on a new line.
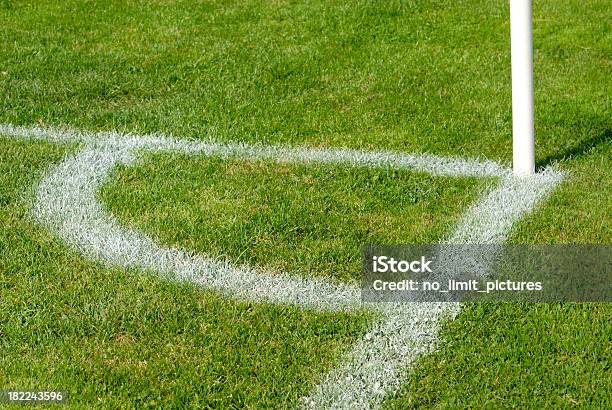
xmin=510 ymin=0 xmax=535 ymax=176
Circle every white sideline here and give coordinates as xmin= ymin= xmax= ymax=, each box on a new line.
xmin=0 ymin=123 xmax=507 ymax=177
xmin=1 ymin=124 xmax=564 ymax=409
xmin=302 ymin=168 xmax=563 ymax=408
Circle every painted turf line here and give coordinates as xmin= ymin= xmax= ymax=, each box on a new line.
xmin=302 ymin=168 xmax=564 ymax=408
xmin=0 ymin=122 xmax=507 ymax=178
xmin=1 ymin=124 xmax=564 ymax=409
xmin=32 ymin=144 xmax=360 ymax=312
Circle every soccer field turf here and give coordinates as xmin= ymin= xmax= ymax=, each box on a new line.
xmin=1 ymin=0 xmax=610 ymax=408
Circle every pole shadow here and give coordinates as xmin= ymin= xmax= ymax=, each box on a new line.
xmin=536 ymin=127 xmax=611 ymax=170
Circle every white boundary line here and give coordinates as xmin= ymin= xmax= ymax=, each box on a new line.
xmin=1 ymin=124 xmax=564 ymax=408
xmin=303 ymin=167 xmax=563 ymax=408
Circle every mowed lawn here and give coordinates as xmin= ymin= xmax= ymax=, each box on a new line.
xmin=1 ymin=0 xmax=611 ymax=408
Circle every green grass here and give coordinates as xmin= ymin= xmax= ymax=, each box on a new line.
xmin=385 ymin=303 xmax=611 ymax=408
xmin=101 ymin=153 xmax=487 ymax=282
xmin=0 ymin=138 xmax=373 ymax=408
xmin=1 ymin=0 xmax=610 ymax=408
xmin=385 ymin=136 xmax=612 ymax=408
xmin=2 ymin=0 xmax=609 ymax=160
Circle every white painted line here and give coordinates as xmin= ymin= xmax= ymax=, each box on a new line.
xmin=0 ymin=123 xmax=507 ymax=178
xmin=1 ymin=124 xmax=564 ymax=409
xmin=303 ymin=169 xmax=564 ymax=408
xmin=0 ymin=123 xmax=92 ymax=145
xmin=32 ymin=144 xmax=360 ymax=313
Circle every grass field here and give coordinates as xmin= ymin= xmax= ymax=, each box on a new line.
xmin=1 ymin=0 xmax=610 ymax=408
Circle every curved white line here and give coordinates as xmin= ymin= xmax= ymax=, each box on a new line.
xmin=2 ymin=124 xmax=564 ymax=408
xmin=32 ymin=144 xmax=360 ymax=312
xmin=0 ymin=122 xmax=509 ymax=178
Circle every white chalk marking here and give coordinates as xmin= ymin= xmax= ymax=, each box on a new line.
xmin=0 ymin=123 xmax=507 ymax=178
xmin=0 ymin=124 xmax=564 ymax=408
xmin=303 ymin=168 xmax=564 ymax=408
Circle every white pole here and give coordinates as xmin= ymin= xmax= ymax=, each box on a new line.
xmin=510 ymin=0 xmax=535 ymax=176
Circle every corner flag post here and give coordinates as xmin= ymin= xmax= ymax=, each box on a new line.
xmin=510 ymin=0 xmax=535 ymax=176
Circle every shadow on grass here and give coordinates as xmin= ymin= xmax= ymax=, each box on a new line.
xmin=536 ymin=126 xmax=611 ymax=170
